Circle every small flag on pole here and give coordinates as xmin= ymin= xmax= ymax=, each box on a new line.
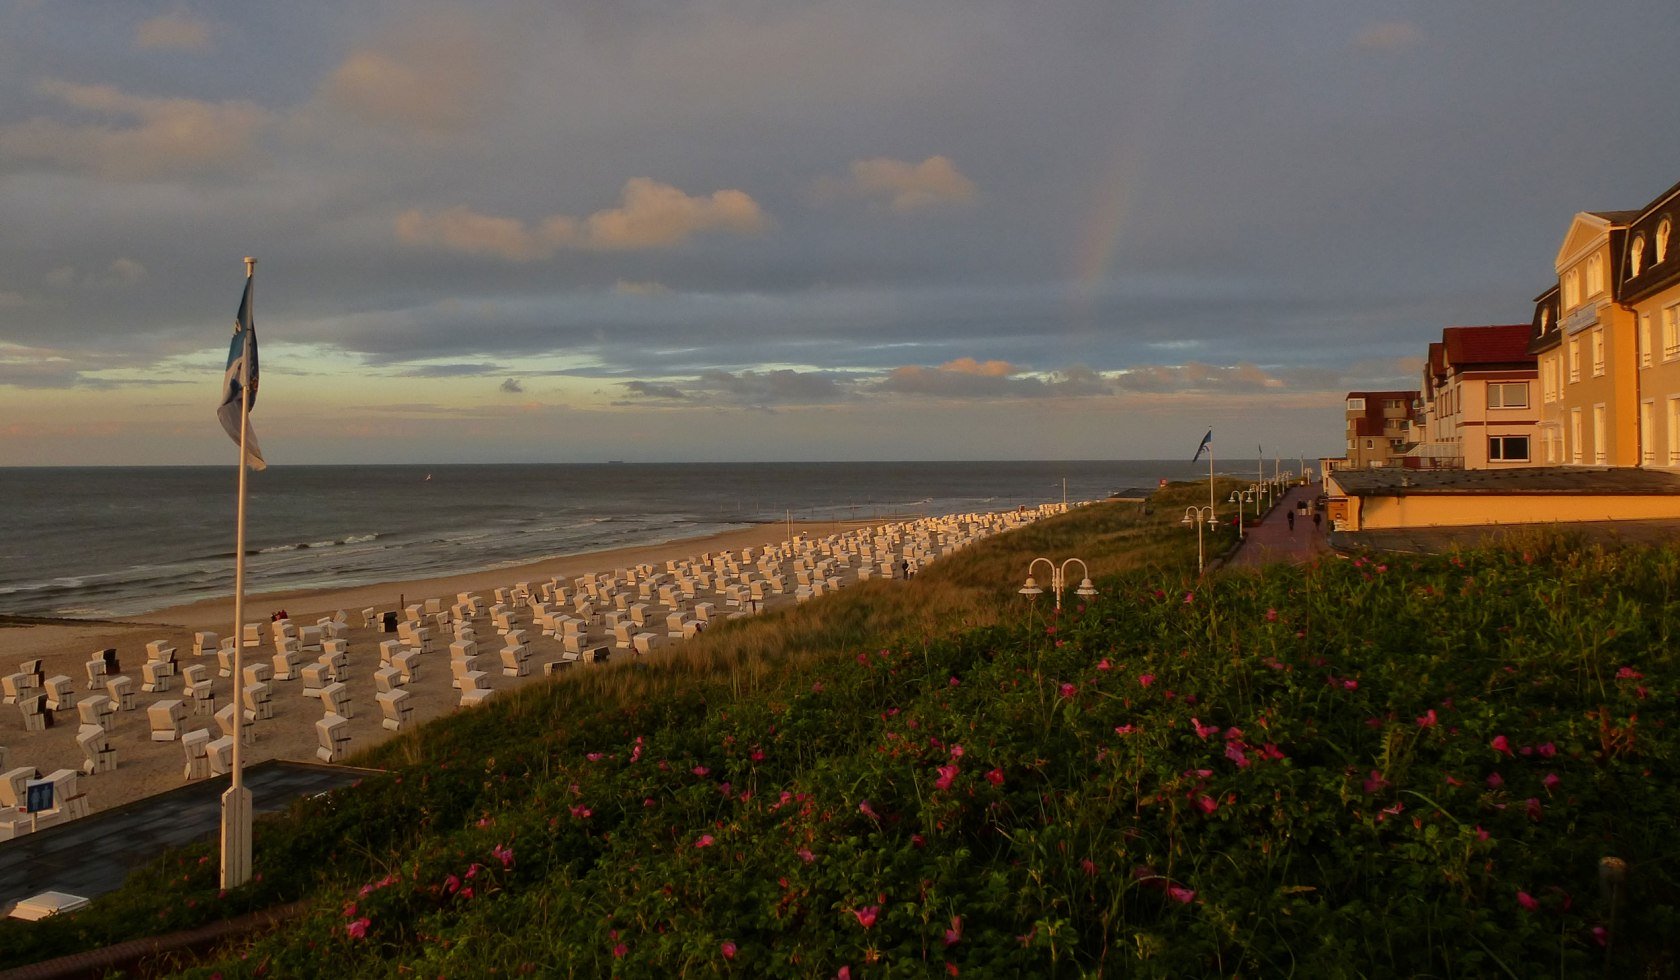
xmin=217 ymin=272 xmax=266 ymax=470
xmin=1191 ymin=429 xmax=1212 ymax=463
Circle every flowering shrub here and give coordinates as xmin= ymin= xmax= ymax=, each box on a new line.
xmin=9 ymin=504 xmax=1677 ymax=977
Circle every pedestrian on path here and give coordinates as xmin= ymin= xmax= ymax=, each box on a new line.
xmin=1287 ymin=510 xmax=1296 ymax=532
xmin=1313 ymin=511 xmax=1322 ymax=531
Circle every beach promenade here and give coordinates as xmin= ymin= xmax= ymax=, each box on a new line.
xmin=1224 ymin=481 xmax=1331 ymax=568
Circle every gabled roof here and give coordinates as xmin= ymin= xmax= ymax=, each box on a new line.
xmin=1555 ymin=211 xmax=1631 ymax=269
xmin=1441 ymin=324 xmax=1535 ymax=369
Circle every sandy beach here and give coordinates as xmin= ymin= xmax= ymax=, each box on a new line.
xmin=0 ymin=521 xmax=864 ymax=817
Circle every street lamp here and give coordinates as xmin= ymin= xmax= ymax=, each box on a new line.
xmin=1227 ymin=490 xmax=1248 ymax=537
xmin=1181 ymin=505 xmax=1219 ymax=575
xmin=1018 ymin=557 xmax=1098 ymax=611
xmin=1247 ymin=483 xmax=1262 ymax=517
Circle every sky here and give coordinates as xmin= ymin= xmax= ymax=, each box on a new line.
xmin=1 ymin=1 xmax=1678 ymax=466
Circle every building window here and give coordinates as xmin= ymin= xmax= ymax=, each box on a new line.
xmin=1487 ymin=382 xmax=1529 ymax=409
xmin=1641 ymin=313 xmax=1654 ymax=367
xmin=1659 ymin=217 xmax=1672 ymax=265
xmin=1587 ymin=252 xmax=1605 ymax=295
xmin=1384 ymin=398 xmax=1405 ymax=410
xmin=1669 ymin=396 xmax=1680 ymax=466
xmin=1665 ymin=304 xmax=1680 ymax=360
xmin=1570 ymin=409 xmax=1583 ymax=464
xmin=1593 ymin=405 xmax=1607 ymax=465
xmin=1592 ymin=328 xmax=1605 ymax=376
xmin=1563 ymin=268 xmax=1580 ymax=310
xmin=1489 ymin=436 xmax=1529 ymax=462
xmin=1629 ymin=236 xmax=1646 ymax=279
xmin=1346 ymin=397 xmax=1366 ymax=411
xmin=1569 ymin=338 xmax=1581 ymax=382
xmin=1643 ymin=400 xmax=1656 ymax=466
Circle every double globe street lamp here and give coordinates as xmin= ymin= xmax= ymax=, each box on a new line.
xmin=1018 ymin=557 xmax=1098 ymax=611
xmin=1182 ymin=505 xmax=1218 ymax=575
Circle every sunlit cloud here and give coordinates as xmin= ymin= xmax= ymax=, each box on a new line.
xmin=818 ymin=155 xmax=977 ymax=212
xmin=135 ymin=13 xmax=212 ymax=50
xmin=319 ymin=17 xmax=501 ymax=133
xmin=499 ymin=377 xmax=525 ymax=393
xmin=0 ymin=80 xmax=266 ymax=179
xmin=396 ymin=178 xmax=769 ymax=260
xmin=1354 ymin=22 xmax=1422 ymax=51
xmin=879 ymin=362 xmax=1111 ymax=399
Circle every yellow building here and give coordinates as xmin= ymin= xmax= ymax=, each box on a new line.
xmin=1618 ymin=180 xmax=1680 ymax=468
xmin=1529 ymin=210 xmax=1641 ymax=466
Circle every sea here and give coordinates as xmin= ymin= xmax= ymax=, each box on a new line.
xmin=0 ymin=460 xmax=1247 ymax=619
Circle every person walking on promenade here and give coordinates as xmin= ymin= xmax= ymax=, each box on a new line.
xmin=1313 ymin=511 xmax=1323 ymax=532
xmin=1287 ymin=510 xmax=1296 ymax=532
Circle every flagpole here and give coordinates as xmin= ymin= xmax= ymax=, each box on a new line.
xmin=1208 ymin=428 xmax=1215 ymax=514
xmin=221 ymin=256 xmax=255 ymax=890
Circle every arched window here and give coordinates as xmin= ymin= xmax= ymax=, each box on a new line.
xmin=1630 ymin=235 xmax=1647 ymax=278
xmin=1658 ymin=217 xmax=1671 ymax=265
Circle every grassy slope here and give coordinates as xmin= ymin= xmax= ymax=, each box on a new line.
xmin=6 ymin=485 xmax=1677 ymax=976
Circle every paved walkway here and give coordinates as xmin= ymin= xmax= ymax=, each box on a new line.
xmin=1224 ymin=482 xmax=1332 ymax=568
xmin=0 ymin=760 xmax=373 ymax=913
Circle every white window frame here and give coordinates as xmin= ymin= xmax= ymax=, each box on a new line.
xmin=1487 ymin=382 xmax=1529 ymax=409
xmin=1641 ymin=313 xmax=1654 ymax=368
xmin=1570 ymin=409 xmax=1583 ymax=464
xmin=1569 ymin=338 xmax=1581 ymax=382
xmin=1669 ymin=396 xmax=1680 ymax=467
xmin=1592 ymin=328 xmax=1606 ymax=377
xmin=1346 ymin=397 xmax=1366 ymax=411
xmin=1642 ymin=399 xmax=1656 ymax=466
xmin=1489 ymin=436 xmax=1530 ymax=463
xmin=1593 ymin=404 xmax=1608 ymax=465
xmin=1665 ymin=304 xmax=1680 ymax=361
xmin=1588 ymin=253 xmax=1605 ymax=295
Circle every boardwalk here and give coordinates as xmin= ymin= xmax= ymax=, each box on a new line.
xmin=1224 ymin=481 xmax=1332 ymax=568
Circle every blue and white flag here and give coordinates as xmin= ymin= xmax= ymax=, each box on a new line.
xmin=1191 ymin=428 xmax=1212 ymax=463
xmin=217 ymin=273 xmax=266 ymax=470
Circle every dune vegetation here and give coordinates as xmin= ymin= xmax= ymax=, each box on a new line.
xmin=4 ymin=483 xmax=1676 ymax=977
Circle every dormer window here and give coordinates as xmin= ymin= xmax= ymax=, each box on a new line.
xmin=1540 ymin=308 xmax=1552 ymax=332
xmin=1658 ymin=217 xmax=1671 ymax=265
xmin=1630 ymin=235 xmax=1647 ymax=278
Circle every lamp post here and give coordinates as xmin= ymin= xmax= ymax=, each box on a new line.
xmin=1181 ymin=506 xmax=1218 ymax=575
xmin=1247 ymin=483 xmax=1262 ymax=518
xmin=1227 ymin=490 xmax=1248 ymax=537
xmin=1018 ymin=557 xmax=1098 ymax=612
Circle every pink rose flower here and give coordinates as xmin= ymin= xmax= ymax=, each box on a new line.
xmin=346 ymin=916 xmax=370 ymax=939
xmin=721 ymin=941 xmax=737 ymax=960
xmin=1517 ymin=890 xmax=1540 ymax=911
xmin=852 ymin=905 xmax=880 ymax=928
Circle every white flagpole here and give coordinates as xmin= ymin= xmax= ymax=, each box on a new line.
xmin=221 ymin=256 xmax=256 ymax=889
xmin=1208 ymin=429 xmax=1215 ymax=514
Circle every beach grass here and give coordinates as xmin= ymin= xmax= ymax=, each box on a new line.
xmin=15 ymin=482 xmax=1676 ymax=974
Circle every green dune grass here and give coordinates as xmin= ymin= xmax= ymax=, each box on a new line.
xmin=5 ymin=485 xmax=1676 ymax=977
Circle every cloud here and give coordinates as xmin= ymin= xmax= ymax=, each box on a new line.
xmin=1111 ymin=361 xmax=1286 ymax=393
xmin=396 ymin=178 xmax=768 ymax=260
xmin=317 ymin=16 xmax=503 ymax=133
xmin=818 ymin=155 xmax=977 ymax=212
xmin=499 ymin=377 xmax=524 ymax=393
xmin=1354 ymin=22 xmax=1422 ymax=51
xmin=0 ymin=80 xmax=266 ymax=179
xmin=937 ymin=357 xmax=1014 ymax=377
xmin=618 ymin=369 xmax=851 ymax=408
xmin=615 ymin=280 xmax=670 ymax=296
xmin=583 ymin=178 xmax=769 ymax=250
xmin=135 ymin=13 xmax=212 ymax=50
xmin=41 ymin=259 xmax=147 ymax=289
xmin=878 ymin=361 xmax=1113 ymax=399
xmin=398 ymin=363 xmax=506 ymax=379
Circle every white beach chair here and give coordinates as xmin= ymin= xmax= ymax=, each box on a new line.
xmin=377 ymin=688 xmax=412 ymax=731
xmin=78 ymin=723 xmax=116 ymax=774
xmin=316 ymin=713 xmax=350 ymax=762
xmin=147 ymin=699 xmax=186 ymax=742
xmin=181 ymin=729 xmax=211 ymax=780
